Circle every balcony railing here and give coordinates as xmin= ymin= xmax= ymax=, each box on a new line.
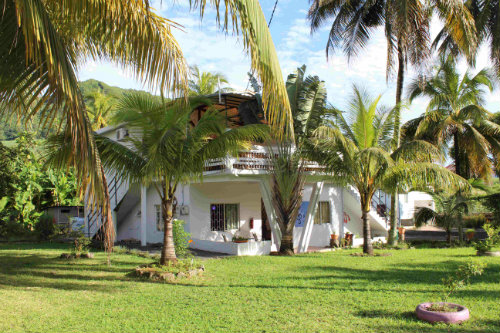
xmin=203 ymin=149 xmax=325 ymax=175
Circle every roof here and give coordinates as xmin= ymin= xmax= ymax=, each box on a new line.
xmin=93 ymin=91 xmax=262 ymax=135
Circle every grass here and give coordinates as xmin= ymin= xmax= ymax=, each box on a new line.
xmin=0 ymin=243 xmax=499 ymax=333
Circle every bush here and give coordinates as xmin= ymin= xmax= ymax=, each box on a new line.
xmin=463 ymin=214 xmax=487 ymax=229
xmin=35 ymin=213 xmax=56 ymax=240
xmin=0 ymin=219 xmax=30 ymax=239
xmin=473 ymin=223 xmax=500 ymax=254
xmin=173 ymin=219 xmax=191 ymax=258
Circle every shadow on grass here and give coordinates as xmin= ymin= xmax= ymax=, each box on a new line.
xmin=0 ymin=250 xmax=154 ymax=292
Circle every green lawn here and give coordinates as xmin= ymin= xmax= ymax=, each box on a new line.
xmin=0 ymin=243 xmax=499 ymax=333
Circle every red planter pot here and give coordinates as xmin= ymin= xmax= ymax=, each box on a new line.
xmin=416 ymin=302 xmax=470 ymax=324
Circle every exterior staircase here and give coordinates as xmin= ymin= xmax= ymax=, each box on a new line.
xmin=85 ymin=173 xmax=129 ymax=238
xmin=345 ymin=185 xmax=390 ymax=231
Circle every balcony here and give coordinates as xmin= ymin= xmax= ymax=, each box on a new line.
xmin=203 ymin=147 xmax=325 ymax=176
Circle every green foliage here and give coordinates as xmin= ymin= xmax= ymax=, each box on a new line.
xmin=473 ymin=223 xmax=500 ymax=253
xmin=0 ymin=133 xmax=80 ymax=238
xmin=442 ymin=261 xmax=486 ymax=301
xmin=35 ymin=213 xmax=55 ymax=240
xmin=172 ymin=219 xmax=191 ymax=258
xmin=463 ymin=214 xmax=488 ymax=229
xmin=72 ymin=234 xmax=91 ymax=256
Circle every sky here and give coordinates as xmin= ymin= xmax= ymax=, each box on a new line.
xmin=79 ymin=0 xmax=500 ymax=122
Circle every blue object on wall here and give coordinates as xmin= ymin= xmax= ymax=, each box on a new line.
xmin=295 ymin=202 xmax=309 ymax=227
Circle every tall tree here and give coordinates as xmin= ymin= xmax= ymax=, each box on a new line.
xmin=309 ymin=85 xmax=469 ymax=254
xmin=189 ymin=65 xmax=230 ymax=95
xmin=404 ymin=56 xmax=500 ymax=181
xmin=308 ymin=0 xmax=477 ymax=245
xmin=71 ymin=94 xmax=267 ymax=264
xmin=433 ymin=0 xmax=500 ymax=74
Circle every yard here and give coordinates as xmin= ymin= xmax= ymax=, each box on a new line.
xmin=0 ymin=243 xmax=499 ymax=333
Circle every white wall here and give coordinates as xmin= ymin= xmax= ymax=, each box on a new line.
xmin=189 ymin=181 xmax=262 ymax=241
xmin=293 ymin=183 xmax=343 ymax=248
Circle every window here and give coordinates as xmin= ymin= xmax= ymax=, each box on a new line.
xmin=210 ymin=203 xmax=239 ymax=231
xmin=155 ymin=205 xmax=163 ymax=231
xmin=314 ymin=201 xmax=331 ymax=224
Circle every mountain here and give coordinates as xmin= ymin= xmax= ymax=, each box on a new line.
xmin=0 ymin=80 xmax=155 ymax=141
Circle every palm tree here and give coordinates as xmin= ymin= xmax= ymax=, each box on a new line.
xmin=268 ymin=65 xmax=329 ymax=254
xmin=87 ymin=91 xmax=116 ymax=131
xmin=414 ymin=191 xmax=468 ymax=244
xmin=307 ymin=0 xmax=477 ymax=245
xmin=189 ymin=66 xmax=231 ymax=96
xmin=1 ymin=0 xmax=293 ymax=251
xmin=310 ymin=85 xmax=469 ymax=254
xmin=433 ymin=0 xmax=500 ymax=74
xmin=269 ymin=144 xmax=305 ymax=254
xmin=95 ymin=94 xmax=267 ymax=264
xmin=404 ymin=56 xmax=500 ymax=181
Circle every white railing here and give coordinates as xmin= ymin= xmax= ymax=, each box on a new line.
xmin=203 ymin=148 xmax=325 ymax=175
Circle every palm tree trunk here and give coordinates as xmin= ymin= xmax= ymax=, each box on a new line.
xmin=388 ymin=43 xmax=405 ymax=246
xmin=446 ymin=228 xmax=452 ymax=245
xmin=361 ymin=197 xmax=374 ymax=255
xmin=453 ymin=132 xmax=462 ymax=178
xmin=279 ymin=229 xmax=294 ymax=255
xmin=160 ymin=197 xmax=177 ymax=265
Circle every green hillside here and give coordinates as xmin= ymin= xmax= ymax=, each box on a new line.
xmin=0 ymin=79 xmax=155 ymax=141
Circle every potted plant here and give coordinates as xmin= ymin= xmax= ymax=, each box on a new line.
xmin=473 ymin=223 xmax=500 ymax=256
xmin=465 ymin=229 xmax=475 ymax=241
xmin=344 ymin=232 xmax=353 ymax=247
xmin=330 ymin=232 xmax=339 ymax=248
xmin=398 ymin=227 xmax=406 ymax=242
xmin=232 ymin=236 xmax=249 ymax=243
xmin=416 ymin=262 xmax=486 ymax=324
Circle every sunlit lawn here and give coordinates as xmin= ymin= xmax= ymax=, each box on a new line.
xmin=0 ymin=243 xmax=499 ymax=333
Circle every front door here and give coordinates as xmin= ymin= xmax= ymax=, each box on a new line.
xmin=261 ymin=199 xmax=272 ymax=241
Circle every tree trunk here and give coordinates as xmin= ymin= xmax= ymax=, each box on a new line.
xmin=361 ymin=197 xmax=374 ymax=255
xmin=446 ymin=228 xmax=452 ymax=245
xmin=453 ymin=132 xmax=462 ymax=178
xmin=279 ymin=229 xmax=294 ymax=255
xmin=388 ymin=43 xmax=405 ymax=246
xmin=160 ymin=197 xmax=177 ymax=265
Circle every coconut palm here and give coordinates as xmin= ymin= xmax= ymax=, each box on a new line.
xmin=189 ymin=66 xmax=231 ymax=96
xmin=404 ymin=56 xmax=500 ymax=181
xmin=268 ymin=66 xmax=329 ymax=254
xmin=87 ymin=91 xmax=116 ymax=131
xmin=94 ymin=94 xmax=267 ymax=264
xmin=433 ymin=0 xmax=500 ymax=74
xmin=309 ymin=85 xmax=469 ymax=254
xmin=414 ymin=191 xmax=468 ymax=244
xmin=308 ymin=0 xmax=477 ymax=245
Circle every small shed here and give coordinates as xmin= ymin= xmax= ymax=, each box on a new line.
xmin=44 ymin=206 xmax=84 ymax=229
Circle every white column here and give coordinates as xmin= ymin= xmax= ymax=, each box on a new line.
xmin=297 ymin=181 xmax=324 ymax=253
xmin=140 ymin=185 xmax=147 ymax=246
xmin=111 ymin=210 xmax=117 ymax=243
xmin=259 ymin=178 xmax=281 ymax=248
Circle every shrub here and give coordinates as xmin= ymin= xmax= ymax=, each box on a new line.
xmin=35 ymin=213 xmax=56 ymax=240
xmin=473 ymin=223 xmax=500 ymax=254
xmin=442 ymin=262 xmax=486 ymax=301
xmin=463 ymin=214 xmax=487 ymax=229
xmin=173 ymin=219 xmax=191 ymax=258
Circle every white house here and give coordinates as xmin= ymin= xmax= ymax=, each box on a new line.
xmin=84 ymin=92 xmax=426 ymax=255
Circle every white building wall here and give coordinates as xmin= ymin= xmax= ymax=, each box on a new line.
xmin=189 ymin=181 xmax=262 ymax=242
xmin=294 ymin=184 xmax=343 ymax=248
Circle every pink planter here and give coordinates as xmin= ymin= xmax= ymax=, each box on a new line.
xmin=416 ymin=303 xmax=470 ymax=324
